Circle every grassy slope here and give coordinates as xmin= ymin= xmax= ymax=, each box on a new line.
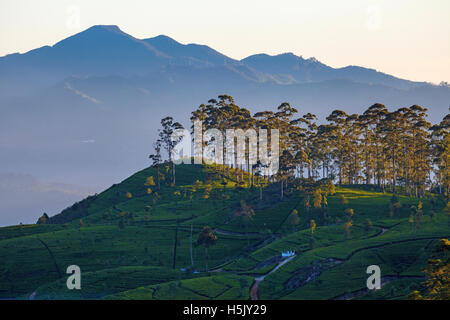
xmin=0 ymin=164 xmax=448 ymax=300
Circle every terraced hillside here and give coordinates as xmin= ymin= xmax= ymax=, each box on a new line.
xmin=0 ymin=163 xmax=448 ymax=300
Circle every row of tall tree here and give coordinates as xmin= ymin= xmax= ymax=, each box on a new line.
xmin=152 ymin=95 xmax=448 ymax=198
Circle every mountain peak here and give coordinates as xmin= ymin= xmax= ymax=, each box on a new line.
xmin=144 ymin=35 xmax=235 ymax=66
xmin=147 ymin=35 xmax=181 ymax=45
xmin=52 ymin=24 xmax=136 ymax=49
xmin=85 ymin=25 xmax=122 ymax=32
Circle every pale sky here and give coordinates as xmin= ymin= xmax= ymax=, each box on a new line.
xmin=1 ymin=0 xmax=449 ymax=84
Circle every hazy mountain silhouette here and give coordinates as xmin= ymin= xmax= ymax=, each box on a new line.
xmin=0 ymin=25 xmax=436 ymax=97
xmin=242 ymin=53 xmax=427 ymax=89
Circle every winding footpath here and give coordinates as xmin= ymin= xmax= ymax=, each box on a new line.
xmin=250 ymin=254 xmax=296 ymax=300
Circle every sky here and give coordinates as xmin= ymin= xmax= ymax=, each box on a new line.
xmin=0 ymin=0 xmax=449 ymax=84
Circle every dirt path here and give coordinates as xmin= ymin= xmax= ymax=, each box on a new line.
xmin=249 ymin=281 xmax=260 ymax=300
xmin=250 ymin=254 xmax=296 ymax=300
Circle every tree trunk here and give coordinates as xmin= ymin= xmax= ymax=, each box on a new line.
xmin=392 ymin=150 xmax=396 ymax=193
xmin=172 ymin=224 xmax=178 ymax=269
xmin=280 ymin=180 xmax=284 ymax=199
xmin=246 ymin=223 xmax=249 ymax=246
xmin=157 ymin=166 xmax=161 ymax=190
xmin=190 ymin=224 xmax=194 ymax=267
xmin=247 ymin=157 xmax=251 ymax=186
xmin=260 ymin=184 xmax=262 ymax=201
xmin=173 ymin=162 xmax=176 ymax=185
xmin=205 ymin=247 xmax=209 ymax=272
xmin=323 ymin=162 xmax=326 ymax=179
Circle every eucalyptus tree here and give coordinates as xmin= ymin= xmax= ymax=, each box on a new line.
xmin=273 ymin=103 xmax=299 ymax=196
xmin=254 ymin=109 xmax=277 ymax=183
xmin=344 ymin=114 xmax=363 ymax=184
xmin=408 ymin=105 xmax=432 ymax=197
xmin=358 ymin=112 xmax=376 ymax=184
xmin=231 ymin=106 xmax=255 ymax=183
xmin=149 ymin=138 xmax=163 ymax=190
xmin=304 ymin=113 xmax=320 ymax=179
xmin=159 ymin=116 xmax=184 ymax=185
xmin=291 ymin=113 xmax=318 ymax=179
xmin=289 ymin=118 xmax=309 ymax=179
xmin=196 ymin=226 xmax=218 ymax=272
xmin=234 ymin=200 xmax=255 ymax=245
xmin=363 ymin=104 xmax=388 ymax=189
xmin=326 ymin=110 xmax=349 ymax=184
xmin=314 ymin=124 xmax=333 ymax=179
xmin=253 ymin=160 xmax=269 ymax=200
xmin=190 ymin=103 xmax=208 ymax=163
xmin=430 ymin=114 xmax=450 ymax=197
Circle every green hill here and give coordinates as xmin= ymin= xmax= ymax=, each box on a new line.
xmin=0 ymin=163 xmax=448 ymax=300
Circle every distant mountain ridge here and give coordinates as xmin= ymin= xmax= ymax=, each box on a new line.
xmin=0 ymin=25 xmax=432 ymax=97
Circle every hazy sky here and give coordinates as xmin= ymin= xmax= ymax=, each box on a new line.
xmin=1 ymin=0 xmax=449 ymax=84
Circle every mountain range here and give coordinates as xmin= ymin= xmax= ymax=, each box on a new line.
xmin=0 ymin=25 xmax=438 ymax=95
xmin=0 ymin=25 xmax=449 ymax=225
